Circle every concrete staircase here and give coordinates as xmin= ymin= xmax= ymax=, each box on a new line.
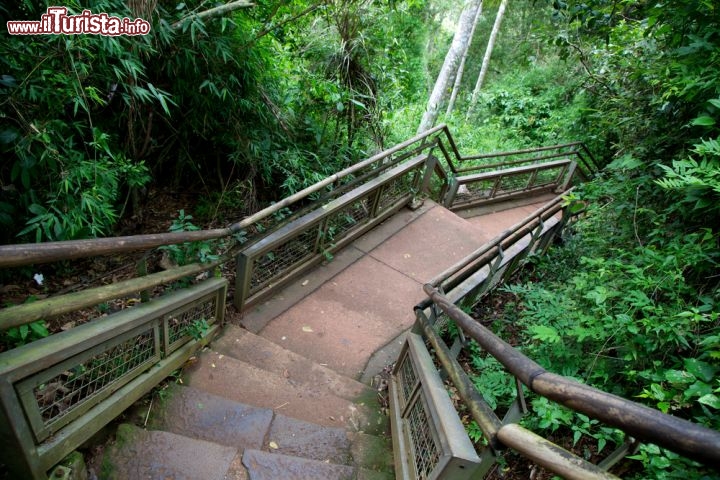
xmin=102 ymin=326 xmax=393 ymax=480
xmin=101 ymin=199 xmax=551 ymax=480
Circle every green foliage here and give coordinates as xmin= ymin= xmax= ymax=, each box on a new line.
xmin=496 ymin=170 xmax=720 ymax=477
xmin=466 ymin=346 xmax=516 ymax=411
xmin=656 ymin=137 xmax=720 ymax=217
xmin=465 ymin=420 xmax=485 ymax=444
xmin=1 ymin=321 xmax=50 ymax=349
xmin=160 ymin=210 xmax=219 ymax=266
xmin=0 ymin=296 xmax=49 ymax=349
xmin=2 ymin=0 xmax=431 ymax=244
xmin=549 ymin=0 xmax=720 ymax=165
xmin=186 ymin=318 xmax=210 ymax=341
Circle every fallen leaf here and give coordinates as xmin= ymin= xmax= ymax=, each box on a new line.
xmin=269 ymin=441 xmax=279 ymax=449
xmin=60 ymin=321 xmax=75 ymax=331
xmin=302 ymin=326 xmax=313 ymax=333
xmin=301 ymin=279 xmax=309 ymax=286
xmin=283 ymin=369 xmax=290 ymax=378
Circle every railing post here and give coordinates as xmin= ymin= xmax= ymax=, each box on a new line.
xmin=420 ymin=154 xmax=438 ymax=195
xmin=234 ymin=253 xmax=252 ymax=311
xmin=444 ymin=178 xmax=461 ymax=208
xmin=559 ymin=161 xmax=578 ymax=191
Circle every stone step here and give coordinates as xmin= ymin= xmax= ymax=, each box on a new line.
xmin=149 ymin=383 xmax=390 ymax=469
xmin=147 ymin=383 xmax=272 ymax=451
xmin=266 ymin=413 xmax=352 ymax=465
xmin=214 ymin=324 xmax=372 ymax=401
xmin=242 ymin=449 xmax=354 ymax=480
xmin=102 ymin=423 xmax=244 ymax=480
xmin=183 ymin=349 xmax=387 ymax=435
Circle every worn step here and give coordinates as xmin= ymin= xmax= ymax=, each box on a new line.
xmin=184 ymin=349 xmax=387 ymax=435
xmin=101 ymin=423 xmax=243 ymax=480
xmin=214 ymin=325 xmax=372 ymax=401
xmin=148 ymin=383 xmax=273 ymax=451
xmin=348 ymin=431 xmax=394 ymax=473
xmin=242 ymin=449 xmax=354 ymax=480
xmin=266 ymin=413 xmax=352 ymax=465
xmin=356 ymin=468 xmax=395 ymax=480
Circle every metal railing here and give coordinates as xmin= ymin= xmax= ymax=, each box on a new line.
xmin=236 ymin=154 xmax=431 ymax=307
xmin=0 ymin=125 xmax=594 ymax=479
xmin=0 ymin=278 xmax=227 ymax=478
xmin=392 ymin=193 xmax=720 ymax=479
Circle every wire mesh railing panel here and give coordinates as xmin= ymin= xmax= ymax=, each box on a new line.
xmin=21 ymin=324 xmax=160 ymax=442
xmin=398 ymin=351 xmax=419 ymax=407
xmin=461 ymin=178 xmax=496 ymax=200
xmin=322 ymin=196 xmax=372 ymax=247
xmin=407 ymin=394 xmax=441 ymax=479
xmin=533 ymin=167 xmax=564 ymax=186
xmin=165 ymin=294 xmax=218 ymax=353
xmin=377 ymin=170 xmax=417 ymax=212
xmin=249 ymin=226 xmax=320 ymax=292
xmin=497 ymin=171 xmax=534 ymax=193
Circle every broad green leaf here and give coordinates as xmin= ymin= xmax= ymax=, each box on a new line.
xmin=684 ymin=381 xmax=712 ymax=400
xmin=698 ymin=394 xmax=720 ymax=409
xmin=29 ymin=321 xmax=49 ymax=338
xmin=664 ymin=369 xmax=694 ymax=385
xmin=691 ymin=115 xmax=715 ymax=126
xmin=684 ymin=358 xmax=717 ymax=383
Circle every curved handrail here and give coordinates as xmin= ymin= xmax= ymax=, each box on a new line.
xmin=0 ymin=124 xmax=593 ymax=268
xmin=422 ymin=284 xmax=720 ymax=466
xmin=0 ymin=125 xmax=447 ymax=268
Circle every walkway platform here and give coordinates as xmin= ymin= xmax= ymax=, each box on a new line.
xmin=233 ymin=196 xmax=551 ymax=382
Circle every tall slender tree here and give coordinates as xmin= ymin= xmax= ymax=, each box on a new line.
xmin=467 ymin=0 xmax=509 ymax=117
xmin=445 ymin=0 xmax=483 ymax=116
xmin=417 ymin=0 xmax=483 ymax=133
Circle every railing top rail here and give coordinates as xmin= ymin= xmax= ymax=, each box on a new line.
xmin=0 ymin=124 xmax=590 ymax=269
xmin=456 ymin=158 xmax=572 ymax=181
xmin=461 ymin=141 xmax=585 ymax=161
xmin=423 ymin=284 xmax=720 ymax=466
xmin=425 ymin=190 xmax=571 ymax=291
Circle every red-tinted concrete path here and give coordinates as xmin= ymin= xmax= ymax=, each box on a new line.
xmin=104 ymin=195 xmax=556 ymax=480
xmin=236 ymin=196 xmax=553 ymax=382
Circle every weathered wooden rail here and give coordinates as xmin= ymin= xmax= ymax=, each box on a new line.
xmin=389 ymin=193 xmax=720 ymax=479
xmin=0 ymin=126 xmax=595 ymax=479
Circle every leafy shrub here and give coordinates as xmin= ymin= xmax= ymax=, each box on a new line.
xmin=497 ymin=170 xmax=719 ymax=477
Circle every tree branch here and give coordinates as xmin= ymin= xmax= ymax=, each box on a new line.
xmin=248 ymin=3 xmax=322 ymax=46
xmin=172 ymin=0 xmax=254 ymax=30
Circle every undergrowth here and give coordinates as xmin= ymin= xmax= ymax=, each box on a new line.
xmin=487 ymin=167 xmax=720 ymax=478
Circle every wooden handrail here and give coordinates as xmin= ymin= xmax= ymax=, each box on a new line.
xmin=0 ymin=126 xmax=594 ymax=269
xmin=423 ymin=284 xmax=720 ymax=466
xmin=0 ymin=125 xmax=448 ymax=268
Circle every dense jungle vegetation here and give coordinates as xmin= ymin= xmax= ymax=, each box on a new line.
xmin=1 ymin=0 xmax=718 ymax=477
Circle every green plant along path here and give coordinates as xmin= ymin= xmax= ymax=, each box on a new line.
xmin=1 ymin=0 xmax=719 ymax=477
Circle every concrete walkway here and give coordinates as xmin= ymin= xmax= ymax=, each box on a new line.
xmin=102 ymin=195 xmax=555 ymax=480
xmin=236 ymin=196 xmax=551 ymax=382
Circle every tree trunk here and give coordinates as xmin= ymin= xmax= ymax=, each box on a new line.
xmin=445 ymin=0 xmax=483 ymax=117
xmin=467 ymin=0 xmax=509 ymax=117
xmin=417 ymin=0 xmax=483 ymax=134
